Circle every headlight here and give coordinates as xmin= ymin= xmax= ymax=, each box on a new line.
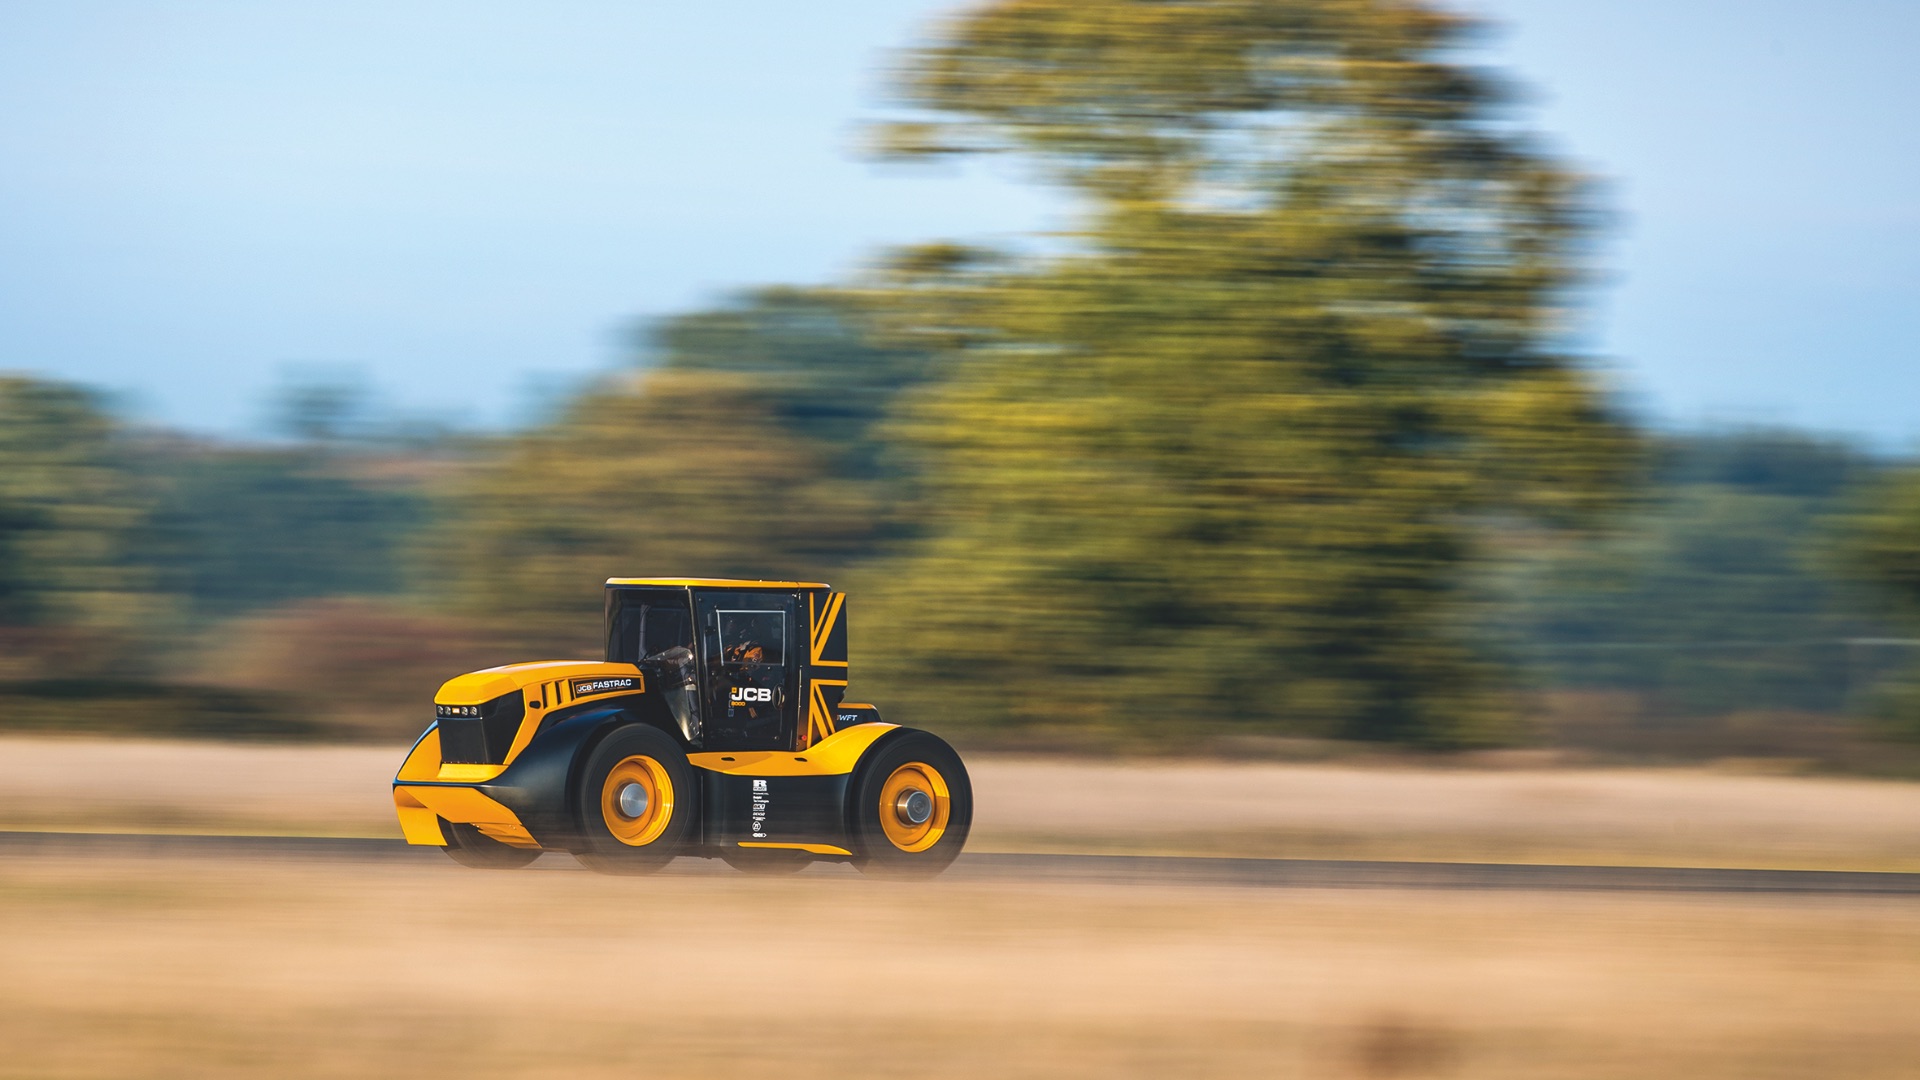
xmin=436 ymin=693 xmax=528 ymax=765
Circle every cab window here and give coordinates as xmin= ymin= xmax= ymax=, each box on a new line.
xmin=644 ymin=606 xmax=692 ymax=656
xmin=718 ymin=610 xmax=785 ymax=665
xmin=605 ymin=587 xmax=692 ymax=664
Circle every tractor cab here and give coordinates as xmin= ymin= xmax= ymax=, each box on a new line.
xmin=603 ymin=578 xmax=860 ymax=753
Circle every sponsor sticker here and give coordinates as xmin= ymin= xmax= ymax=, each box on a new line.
xmin=750 ymin=778 xmax=770 ymax=837
xmin=571 ymin=676 xmax=639 ymax=697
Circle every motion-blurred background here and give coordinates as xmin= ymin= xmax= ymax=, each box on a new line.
xmin=7 ymin=5 xmax=1920 ymax=1079
xmin=4 ymin=0 xmax=1920 ymax=768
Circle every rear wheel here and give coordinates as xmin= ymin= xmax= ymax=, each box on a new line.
xmin=850 ymin=731 xmax=971 ymax=878
xmin=440 ymin=819 xmax=541 ymax=870
xmin=574 ymin=725 xmax=695 ymax=875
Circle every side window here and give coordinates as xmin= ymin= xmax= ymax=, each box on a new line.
xmin=643 ymin=607 xmax=692 ymax=656
xmin=718 ymin=610 xmax=785 ymax=665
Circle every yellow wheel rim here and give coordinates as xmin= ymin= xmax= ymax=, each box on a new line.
xmin=877 ymin=761 xmax=950 ymax=853
xmin=600 ymin=755 xmax=674 ymax=847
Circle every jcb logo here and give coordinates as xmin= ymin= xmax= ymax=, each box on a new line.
xmin=730 ymin=686 xmax=774 ymax=704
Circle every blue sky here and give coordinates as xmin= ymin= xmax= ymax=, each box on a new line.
xmin=1 ymin=1 xmax=1915 ymax=445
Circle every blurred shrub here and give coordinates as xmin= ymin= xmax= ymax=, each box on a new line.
xmin=130 ymin=448 xmax=428 ymax=618
xmin=0 ymin=376 xmax=160 ymax=676
xmin=183 ymin=598 xmax=509 ymax=742
xmin=854 ymin=0 xmax=1636 ymax=745
xmin=1486 ymin=432 xmax=1887 ymax=720
xmin=0 ymin=679 xmax=314 ymax=739
xmin=1831 ymin=462 xmax=1920 ymax=738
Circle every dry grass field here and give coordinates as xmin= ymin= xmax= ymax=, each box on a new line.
xmin=5 ymin=735 xmax=1920 ymax=869
xmin=3 ymin=736 xmax=1920 ymax=1077
xmin=0 ymin=851 xmax=1916 ymax=1080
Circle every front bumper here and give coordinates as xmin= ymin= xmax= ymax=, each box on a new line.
xmin=393 ymin=782 xmax=540 ymax=849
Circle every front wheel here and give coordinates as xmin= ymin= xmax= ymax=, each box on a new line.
xmin=850 ymin=731 xmax=972 ymax=878
xmin=573 ymin=725 xmax=696 ymax=875
xmin=440 ymin=819 xmax=541 ymax=870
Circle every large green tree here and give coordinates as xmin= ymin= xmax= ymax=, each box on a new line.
xmin=858 ymin=0 xmax=1635 ymax=743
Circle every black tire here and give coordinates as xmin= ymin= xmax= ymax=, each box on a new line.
xmin=849 ymin=730 xmax=972 ymax=878
xmin=721 ymin=848 xmax=812 ymax=875
xmin=573 ymin=724 xmax=696 ymax=875
xmin=440 ymin=819 xmax=541 ymax=870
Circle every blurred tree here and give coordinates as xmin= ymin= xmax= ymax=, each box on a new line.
xmin=1837 ymin=467 xmax=1920 ymax=620
xmin=129 ymin=449 xmax=428 ymax=618
xmin=1487 ymin=433 xmax=1884 ymax=719
xmin=857 ymin=0 xmax=1636 ymax=744
xmin=268 ymin=368 xmax=372 ymax=444
xmin=0 ymin=376 xmax=154 ymax=675
xmin=1832 ymin=460 xmax=1920 ymax=737
xmin=425 ymin=368 xmax=888 ymax=652
xmin=647 ymin=287 xmax=933 ymax=482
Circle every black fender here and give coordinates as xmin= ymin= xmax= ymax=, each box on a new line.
xmin=479 ymin=707 xmax=683 ymax=850
xmin=840 ymin=726 xmax=945 ymax=837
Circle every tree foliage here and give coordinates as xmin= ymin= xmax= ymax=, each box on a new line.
xmin=1832 ymin=461 xmax=1920 ymax=736
xmin=425 ymin=289 xmax=936 ymax=650
xmin=647 ymin=287 xmax=933 ymax=482
xmin=425 ymin=368 xmax=890 ymax=651
xmin=0 ymin=374 xmax=444 ymax=686
xmin=0 ymin=377 xmax=149 ymax=655
xmin=1487 ymin=433 xmax=1884 ymax=719
xmin=857 ymin=0 xmax=1636 ymax=744
xmin=130 ymin=450 xmax=428 ymax=618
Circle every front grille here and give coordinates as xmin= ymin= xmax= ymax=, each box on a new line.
xmin=437 ymin=693 xmax=526 ymax=765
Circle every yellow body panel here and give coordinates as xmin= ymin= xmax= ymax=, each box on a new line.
xmin=395 ymin=726 xmax=442 ymax=783
xmin=738 ymin=841 xmax=854 ymax=856
xmin=392 ymin=788 xmax=446 ymax=846
xmin=397 ymin=784 xmax=539 ymax=848
xmin=437 ymin=763 xmax=507 ymax=782
xmin=689 ymin=722 xmax=897 ymax=777
xmin=433 ymin=660 xmax=642 ymax=707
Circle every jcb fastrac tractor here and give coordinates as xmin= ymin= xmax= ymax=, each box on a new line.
xmin=393 ymin=578 xmax=972 ymax=876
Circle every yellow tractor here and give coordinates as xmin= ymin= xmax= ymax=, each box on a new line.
xmin=393 ymin=578 xmax=971 ymax=875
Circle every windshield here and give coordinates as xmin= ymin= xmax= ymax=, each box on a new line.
xmin=605 ymin=587 xmax=694 ymax=664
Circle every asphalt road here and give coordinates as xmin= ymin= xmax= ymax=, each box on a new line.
xmin=5 ymin=830 xmax=1919 ymax=895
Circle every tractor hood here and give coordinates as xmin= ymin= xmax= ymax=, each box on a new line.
xmin=434 ymin=660 xmax=645 ymax=708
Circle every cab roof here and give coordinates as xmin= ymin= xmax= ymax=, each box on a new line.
xmin=604 ymin=577 xmax=832 ymax=590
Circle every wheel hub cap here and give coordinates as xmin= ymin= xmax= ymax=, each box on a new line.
xmin=617 ymin=781 xmax=650 ymax=819
xmin=895 ymin=788 xmax=933 ymax=826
